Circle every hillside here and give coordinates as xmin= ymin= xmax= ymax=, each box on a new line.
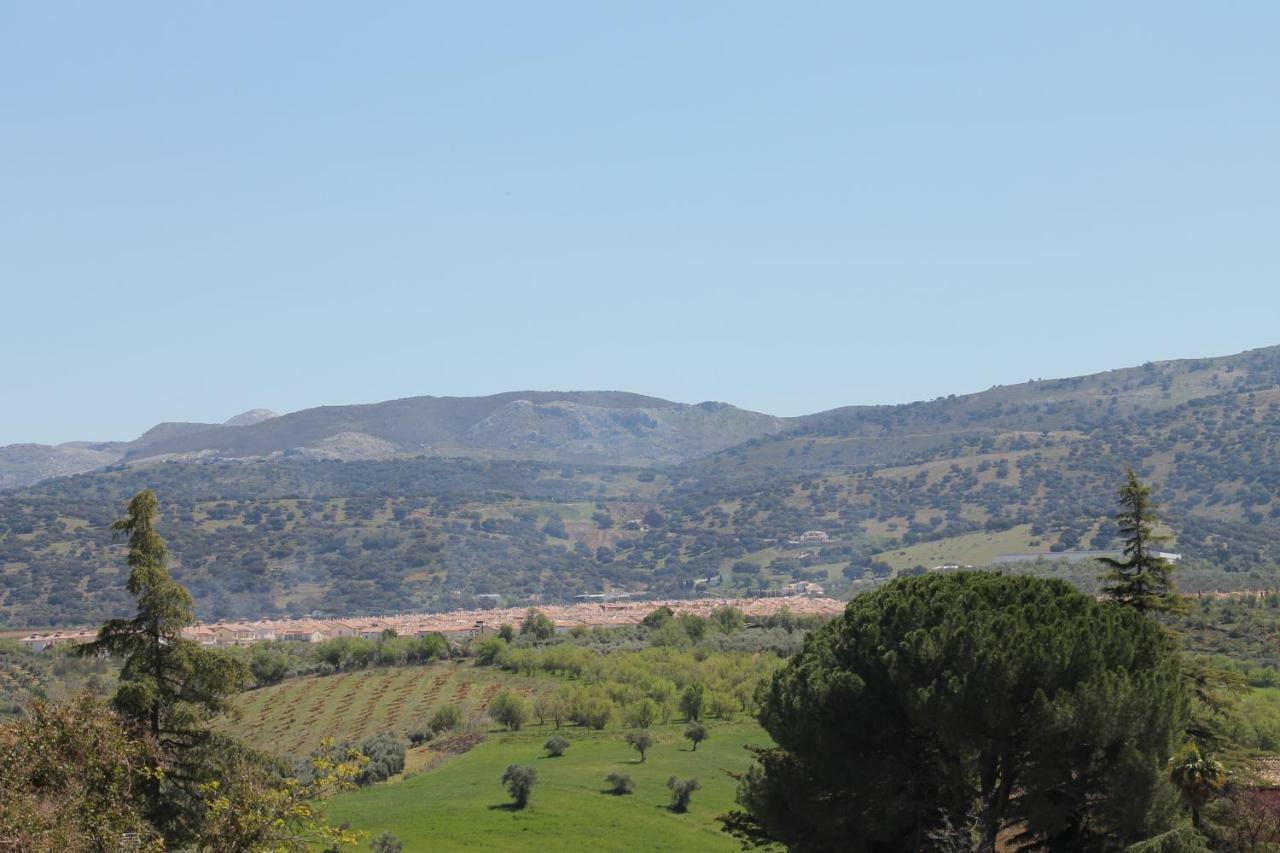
xmin=0 ymin=393 xmax=782 ymax=490
xmin=1 ymin=346 xmax=1278 ymax=627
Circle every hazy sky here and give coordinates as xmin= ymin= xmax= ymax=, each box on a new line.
xmin=3 ymin=3 xmax=1277 ymax=445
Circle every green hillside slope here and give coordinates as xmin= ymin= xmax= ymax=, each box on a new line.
xmin=1 ymin=346 xmax=1278 ymax=627
xmin=326 ymin=719 xmax=768 ymax=852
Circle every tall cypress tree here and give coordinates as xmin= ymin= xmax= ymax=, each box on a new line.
xmin=1098 ymin=468 xmax=1187 ymax=614
xmin=82 ymin=489 xmax=247 ymax=840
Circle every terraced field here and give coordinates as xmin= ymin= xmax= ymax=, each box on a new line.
xmin=227 ymin=662 xmax=547 ymax=757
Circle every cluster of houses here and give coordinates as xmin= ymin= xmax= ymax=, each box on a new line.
xmin=16 ymin=595 xmax=846 ymax=652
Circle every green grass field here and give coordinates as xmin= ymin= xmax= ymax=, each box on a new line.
xmin=227 ymin=662 xmax=547 ymax=757
xmin=327 ymin=719 xmax=770 ymax=851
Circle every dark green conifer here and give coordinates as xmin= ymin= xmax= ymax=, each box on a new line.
xmin=82 ymin=489 xmax=247 ymax=841
xmin=1098 ymin=468 xmax=1187 ymax=614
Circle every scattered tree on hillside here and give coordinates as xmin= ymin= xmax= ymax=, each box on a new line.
xmin=667 ymin=777 xmax=700 ymax=813
xmin=684 ymin=722 xmax=708 ymax=751
xmin=722 ymin=573 xmax=1190 ymax=852
xmin=1098 ymin=468 xmax=1188 ymax=614
xmin=544 ymin=735 xmax=570 ymax=758
xmin=625 ymin=731 xmax=654 ymax=762
xmin=489 ymin=689 xmax=529 ymax=731
xmin=502 ymin=764 xmax=537 ymax=809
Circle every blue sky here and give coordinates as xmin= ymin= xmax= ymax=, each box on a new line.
xmin=2 ymin=2 xmax=1277 ymax=445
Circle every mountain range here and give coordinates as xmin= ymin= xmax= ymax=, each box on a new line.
xmin=0 ymin=393 xmax=785 ymax=490
xmin=1 ymin=345 xmax=1278 ymax=628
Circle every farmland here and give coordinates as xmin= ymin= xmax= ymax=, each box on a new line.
xmin=326 ymin=719 xmax=770 ymax=851
xmin=227 ymin=662 xmax=547 ymax=757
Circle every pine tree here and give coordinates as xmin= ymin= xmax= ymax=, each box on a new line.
xmin=82 ymin=489 xmax=247 ymax=840
xmin=1098 ymin=468 xmax=1187 ymax=614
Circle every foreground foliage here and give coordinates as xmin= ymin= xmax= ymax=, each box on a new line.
xmin=724 ymin=572 xmax=1190 ymax=851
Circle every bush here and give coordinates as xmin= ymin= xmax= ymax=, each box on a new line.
xmin=642 ymin=606 xmax=675 ymax=629
xmin=370 ymin=830 xmax=403 ymax=853
xmin=605 ymin=772 xmax=634 ymax=795
xmin=472 ymin=635 xmax=508 ymax=666
xmin=357 ymin=732 xmax=406 ymax=786
xmin=624 ymin=697 xmax=660 ymax=730
xmin=544 ymin=735 xmax=570 ymax=757
xmin=489 ymin=689 xmax=529 ymax=731
xmin=429 ymin=703 xmax=463 ymax=734
xmin=684 ymin=722 xmax=708 ymax=751
xmin=406 ymin=726 xmax=433 ymax=747
xmin=502 ymin=764 xmax=537 ymax=808
xmin=667 ymin=776 xmax=701 ymax=812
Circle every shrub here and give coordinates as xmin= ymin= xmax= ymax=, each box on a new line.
xmin=642 ymin=606 xmax=675 ymax=629
xmin=605 ymin=772 xmax=634 ymax=795
xmin=357 ymin=732 xmax=406 ymax=786
xmin=667 ymin=776 xmax=701 ymax=812
xmin=406 ymin=726 xmax=433 ymax=747
xmin=489 ymin=689 xmax=529 ymax=731
xmin=472 ymin=636 xmax=508 ymax=666
xmin=370 ymin=831 xmax=403 ymax=853
xmin=429 ymin=703 xmax=463 ymax=734
xmin=544 ymin=735 xmax=570 ymax=757
xmin=578 ymin=696 xmax=614 ymax=730
xmin=502 ymin=764 xmax=537 ymax=808
xmin=624 ymin=697 xmax=660 ymax=730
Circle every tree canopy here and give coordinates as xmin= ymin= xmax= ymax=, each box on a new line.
xmin=724 ymin=572 xmax=1190 ymax=852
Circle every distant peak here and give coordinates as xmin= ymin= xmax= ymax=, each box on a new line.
xmin=224 ymin=409 xmax=278 ymax=427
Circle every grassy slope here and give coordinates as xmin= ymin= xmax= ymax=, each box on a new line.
xmin=327 ymin=720 xmax=769 ymax=851
xmin=227 ymin=662 xmax=547 ymax=757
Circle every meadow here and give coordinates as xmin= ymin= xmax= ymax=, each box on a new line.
xmin=326 ymin=719 xmax=770 ymax=851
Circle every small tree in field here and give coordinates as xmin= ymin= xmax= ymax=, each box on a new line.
xmin=489 ymin=690 xmax=528 ymax=731
xmin=667 ymin=777 xmax=701 ymax=812
xmin=502 ymin=764 xmax=537 ymax=808
xmin=544 ymin=735 xmax=570 ymax=758
xmin=684 ymin=722 xmax=708 ymax=751
xmin=1098 ymin=468 xmax=1187 ymax=614
xmin=605 ymin=772 xmax=634 ymax=795
xmin=625 ymin=731 xmax=654 ymax=763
